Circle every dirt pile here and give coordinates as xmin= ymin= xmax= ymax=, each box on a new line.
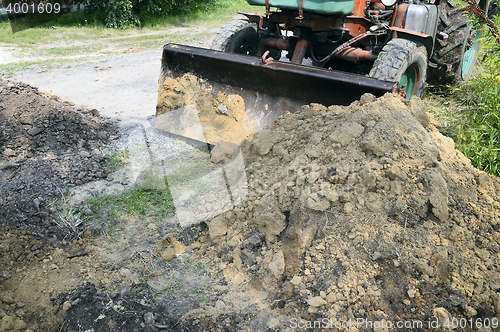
xmin=199 ymin=93 xmax=500 ymax=327
xmin=0 ymin=79 xmax=119 ymax=232
xmin=156 ymin=74 xmax=255 ymax=145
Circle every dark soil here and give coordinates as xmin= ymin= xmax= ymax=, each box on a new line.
xmin=0 ymin=79 xmax=119 ymax=236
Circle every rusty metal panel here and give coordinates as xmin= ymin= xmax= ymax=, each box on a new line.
xmin=392 ymin=4 xmax=407 ymax=28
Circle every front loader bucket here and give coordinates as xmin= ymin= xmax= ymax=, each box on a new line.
xmin=156 ymin=43 xmax=397 ymax=145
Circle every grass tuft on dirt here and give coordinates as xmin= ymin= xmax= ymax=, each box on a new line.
xmin=85 ymin=182 xmax=175 ymax=231
xmin=104 ymin=149 xmax=130 ymax=172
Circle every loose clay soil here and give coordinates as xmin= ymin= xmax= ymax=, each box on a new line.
xmin=1 ymin=78 xmax=500 ymax=332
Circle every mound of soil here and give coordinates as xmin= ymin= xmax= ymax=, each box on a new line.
xmin=3 ymin=78 xmax=500 ymax=332
xmin=156 ymin=74 xmax=255 ymax=145
xmin=0 ymin=79 xmax=119 ymax=233
xmin=197 ymin=93 xmax=500 ymax=329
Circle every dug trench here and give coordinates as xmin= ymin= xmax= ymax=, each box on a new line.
xmin=1 ymin=78 xmax=500 ymax=331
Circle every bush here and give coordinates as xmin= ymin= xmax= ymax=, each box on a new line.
xmin=83 ymin=0 xmax=219 ymax=27
xmin=454 ymin=64 xmax=500 ymax=176
xmin=452 ymin=14 xmax=500 ymax=176
xmin=83 ymin=0 xmax=139 ymax=27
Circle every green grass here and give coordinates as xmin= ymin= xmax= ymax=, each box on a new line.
xmin=153 ymin=282 xmax=183 ymax=299
xmin=0 ymin=0 xmax=255 ymax=43
xmin=424 ymin=54 xmax=500 ymax=177
xmin=423 ymin=13 xmax=500 ymax=177
xmin=0 ymin=58 xmax=75 ymax=78
xmin=166 ymin=155 xmax=217 ymax=201
xmin=0 ymin=0 xmax=256 ymax=77
xmin=84 ymin=182 xmax=175 ymax=230
xmin=453 ymin=64 xmax=500 ymax=176
xmin=167 ymin=156 xmax=217 ymax=186
xmin=104 ymin=149 xmax=130 ymax=172
xmin=138 ymin=0 xmax=257 ymax=28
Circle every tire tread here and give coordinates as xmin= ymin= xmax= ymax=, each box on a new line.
xmin=427 ymin=0 xmax=483 ymax=84
xmin=369 ymin=38 xmax=427 ymax=98
xmin=210 ymin=20 xmax=256 ymax=51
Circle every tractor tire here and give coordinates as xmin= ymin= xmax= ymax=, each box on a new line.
xmin=369 ymin=38 xmax=427 ymax=99
xmin=211 ymin=19 xmax=281 ymax=59
xmin=427 ymin=0 xmax=488 ymax=84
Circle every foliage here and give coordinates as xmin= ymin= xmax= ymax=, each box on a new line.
xmin=427 ymin=8 xmax=500 ymax=176
xmin=83 ymin=0 xmax=139 ymax=28
xmin=437 ymin=12 xmax=500 ymax=176
xmin=83 ymin=0 xmax=221 ymax=28
xmin=453 ymin=58 xmax=500 ymax=176
xmin=456 ymin=0 xmax=500 ymax=44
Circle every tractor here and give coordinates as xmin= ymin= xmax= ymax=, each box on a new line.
xmin=210 ymin=0 xmax=488 ymax=98
xmin=155 ymin=0 xmax=489 ymax=145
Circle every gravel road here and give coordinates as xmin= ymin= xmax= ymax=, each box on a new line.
xmin=8 ymin=31 xmax=215 ymax=126
xmin=12 ymin=50 xmax=162 ymax=126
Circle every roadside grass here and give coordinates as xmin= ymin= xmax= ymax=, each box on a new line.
xmin=0 ymin=28 xmax=213 ymax=76
xmin=0 ymin=0 xmax=256 ymax=77
xmin=0 ymin=0 xmax=255 ymax=44
xmin=139 ymin=0 xmax=256 ymax=28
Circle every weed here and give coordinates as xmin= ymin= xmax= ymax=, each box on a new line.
xmin=153 ymin=282 xmax=182 ymax=299
xmin=85 ymin=183 xmax=175 ymax=231
xmin=424 ymin=12 xmax=500 ymax=177
xmin=104 ymin=149 xmax=130 ymax=172
xmin=193 ymin=263 xmax=205 ymax=272
xmin=426 ymin=56 xmax=500 ymax=177
xmin=109 ymin=236 xmax=120 ymax=243
xmin=453 ymin=62 xmax=500 ymax=176
xmin=50 ymin=188 xmax=84 ymax=234
xmin=191 ymin=286 xmax=202 ymax=293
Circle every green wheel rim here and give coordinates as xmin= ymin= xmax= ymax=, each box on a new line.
xmin=399 ymin=64 xmax=418 ymax=99
xmin=462 ymin=29 xmax=481 ymax=79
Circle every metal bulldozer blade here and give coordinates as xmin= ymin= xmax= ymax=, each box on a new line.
xmin=155 ymin=43 xmax=397 ymax=145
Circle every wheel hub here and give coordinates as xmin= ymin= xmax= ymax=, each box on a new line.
xmin=399 ymin=64 xmax=418 ymax=99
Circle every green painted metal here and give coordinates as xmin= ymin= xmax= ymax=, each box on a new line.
xmin=399 ymin=65 xmax=417 ymax=99
xmin=462 ymin=29 xmax=481 ymax=80
xmin=246 ymin=0 xmax=354 ymax=16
